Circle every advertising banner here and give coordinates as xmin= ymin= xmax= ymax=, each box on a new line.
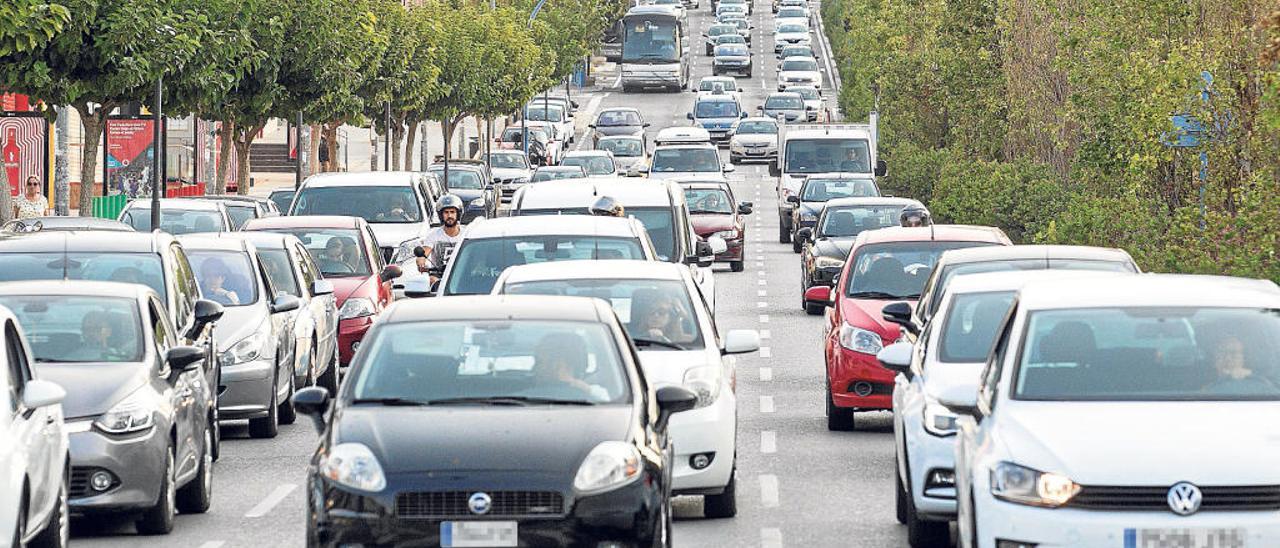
xmin=104 ymin=117 xmax=157 ymax=198
xmin=0 ymin=112 xmax=50 ymax=197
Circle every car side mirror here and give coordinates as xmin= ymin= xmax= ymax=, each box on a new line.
xmin=165 ymin=345 xmax=206 ymax=374
xmin=588 ymin=124 xmax=596 ymax=129
xmin=882 ymin=301 xmax=920 ymax=336
xmin=723 ymin=163 xmax=736 ymax=173
xmin=876 ymin=341 xmax=914 ymax=378
xmin=768 ymin=162 xmax=781 ymax=177
xmin=786 ymin=195 xmax=801 ymax=204
xmin=686 ymin=112 xmax=694 ymax=120
xmin=270 ymin=294 xmax=302 ymax=314
xmin=643 ymin=122 xmax=651 ymax=127
xmin=803 ymin=285 xmax=832 ymax=307
xmin=875 ymin=159 xmax=888 ymax=177
xmin=757 ymin=105 xmax=764 ymax=111
xmin=193 ymin=299 xmax=224 ymax=334
xmin=708 ymin=235 xmax=728 ymax=255
xmin=937 ymin=383 xmax=980 ymax=417
xmin=740 ymin=112 xmax=748 ymax=118
xmin=654 ymin=385 xmax=698 ymax=432
xmin=312 ymin=280 xmax=334 ymax=296
xmin=737 ymin=202 xmax=753 ymax=215
xmin=403 ymin=278 xmax=435 ymax=298
xmin=379 ymin=264 xmax=403 ymax=283
xmin=292 ymin=386 xmax=331 ymax=434
xmin=796 ymin=226 xmax=812 ymax=241
xmin=722 ymin=329 xmax=760 ymax=355
xmin=21 ymin=379 xmax=66 ymax=409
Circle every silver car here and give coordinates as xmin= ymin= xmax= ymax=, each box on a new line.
xmin=728 ymin=117 xmax=780 ymax=164
xmin=760 ymin=91 xmax=807 ymax=122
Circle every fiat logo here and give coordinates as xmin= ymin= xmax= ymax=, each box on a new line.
xmin=1167 ymin=482 xmax=1203 ymax=516
xmin=468 ymin=492 xmax=492 ymax=515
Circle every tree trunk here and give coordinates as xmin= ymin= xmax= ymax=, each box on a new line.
xmin=0 ymin=153 xmax=11 ymax=223
xmin=369 ymin=126 xmax=379 ymax=171
xmin=323 ymin=124 xmax=340 ymax=172
xmin=403 ymin=117 xmax=419 ymax=172
xmin=54 ymin=107 xmax=70 ymax=215
xmin=308 ymin=124 xmax=322 ymax=177
xmin=215 ymin=122 xmax=235 ymax=195
xmin=419 ymin=119 xmax=430 ymax=168
xmin=233 ymin=122 xmax=264 ymax=196
xmin=298 ymin=122 xmax=312 ymax=179
xmin=391 ymin=119 xmax=403 ymax=171
xmin=74 ymin=101 xmax=110 ymax=216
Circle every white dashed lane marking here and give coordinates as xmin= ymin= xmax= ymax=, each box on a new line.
xmin=244 ymin=484 xmax=297 ymax=518
xmin=760 ymin=396 xmax=775 ymax=413
xmin=760 ymin=475 xmax=780 ymax=507
xmin=759 ymin=367 xmax=773 ymax=381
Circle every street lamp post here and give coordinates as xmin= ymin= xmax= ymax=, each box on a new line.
xmin=522 ymin=0 xmax=552 ymax=163
xmin=150 ymin=76 xmax=163 ymax=230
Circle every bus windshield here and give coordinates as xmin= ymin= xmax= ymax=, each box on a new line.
xmin=622 ymin=17 xmax=681 ymax=63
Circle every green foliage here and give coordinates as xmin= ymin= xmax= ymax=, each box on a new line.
xmin=931 ymin=159 xmax=1067 ymax=242
xmin=0 ymin=0 xmax=71 ymax=55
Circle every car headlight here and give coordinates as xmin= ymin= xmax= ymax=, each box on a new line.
xmin=682 ymin=365 xmax=723 ymax=408
xmin=573 ymin=441 xmax=642 ymax=494
xmin=813 ymin=256 xmax=844 ymax=269
xmin=838 ymin=324 xmax=883 ymax=355
xmin=95 ymin=389 xmax=156 ymax=434
xmin=990 ymin=462 xmax=1080 ymax=507
xmin=320 ymin=443 xmax=387 ymax=492
xmin=922 ymin=400 xmax=959 ymax=437
xmin=714 ymin=229 xmax=739 ymax=239
xmin=223 ymin=328 xmax=269 ymax=365
xmin=339 ymin=297 xmax=376 ymax=320
xmin=800 ymin=212 xmax=818 ymax=222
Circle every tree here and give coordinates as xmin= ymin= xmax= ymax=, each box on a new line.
xmin=0 ymin=0 xmax=71 ymax=56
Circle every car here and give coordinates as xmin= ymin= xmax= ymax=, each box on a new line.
xmin=714 ymin=33 xmax=747 ymax=48
xmin=2 ymin=216 xmax=133 ymax=233
xmin=0 ymin=230 xmax=225 ymax=456
xmin=589 ymin=107 xmax=649 ymax=147
xmin=790 ymin=85 xmax=823 ymax=120
xmin=596 ymin=135 xmax=649 ymax=175
xmin=728 ymin=117 xmax=780 ymax=164
xmin=715 ymin=3 xmax=746 ymax=18
xmin=722 ymin=16 xmax=752 ymax=43
xmin=491 ymin=262 xmax=761 ymax=518
xmin=434 ymin=215 xmax=660 ymax=296
xmin=290 ymin=294 xmax=700 ymax=546
xmin=178 ymin=234 xmax=318 ymax=438
xmin=712 ymin=43 xmax=753 ymax=77
xmin=495 ymin=125 xmax=552 ymax=166
xmin=773 ymin=21 xmax=812 ymax=53
xmin=530 ymin=165 xmax=588 ymax=182
xmin=0 ymin=281 xmax=215 ymax=536
xmin=704 ymin=23 xmax=741 ymax=56
xmin=776 ymin=5 xmax=810 ymax=22
xmin=426 ymin=161 xmax=499 ymax=223
xmin=642 ymin=143 xmax=735 ymax=181
xmin=267 ymin=188 xmax=296 ymax=213
xmin=516 ymin=120 xmax=566 ymax=164
xmin=188 ymin=195 xmax=280 ymax=229
xmin=876 ymin=269 xmax=1124 ymax=546
xmin=288 ymin=171 xmax=439 ymax=265
xmin=654 ymin=126 xmax=713 ymax=147
xmin=798 ymin=198 xmax=925 ymax=311
xmin=777 ymin=55 xmax=823 ymax=91
xmin=240 ymin=216 xmax=400 ymax=368
xmin=118 ymin=198 xmax=234 ymax=234
xmin=696 ymin=76 xmax=743 ymax=95
xmin=0 ymin=304 xmax=68 ymax=547
xmin=486 ymin=151 xmax=534 ymax=205
xmin=524 ymin=102 xmax=575 ymax=145
xmin=760 ymin=91 xmax=808 ymax=122
xmin=718 ymin=0 xmax=751 ymax=15
xmin=788 ymin=174 xmax=882 ymax=251
xmin=687 ymin=90 xmax=747 ymax=143
xmin=526 ymin=95 xmax=578 ymax=125
xmin=652 ymin=0 xmax=687 ymax=20
xmin=806 ymin=225 xmax=1010 ymax=430
xmin=945 ymin=274 xmax=1280 ymax=548
xmin=678 ymin=179 xmax=751 ymax=272
xmin=777 ymin=43 xmax=816 ymax=60
xmin=910 ymin=244 xmax=1142 ymax=333
xmin=561 ymin=150 xmax=619 ymax=176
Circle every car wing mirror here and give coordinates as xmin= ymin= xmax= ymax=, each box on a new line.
xmin=875 ymin=159 xmax=888 ymax=177
xmin=882 ymin=301 xmax=920 ymax=336
xmin=165 ymin=345 xmax=206 ymax=375
xmin=738 ymin=202 xmax=753 ymax=215
xmin=721 ymin=329 xmax=760 ymax=355
xmin=876 ymin=341 xmax=914 ymax=378
xmin=786 ymin=195 xmax=801 ymax=204
xmin=936 ymin=383 xmax=981 ymax=417
xmin=796 ymin=227 xmax=812 ymax=241
xmin=271 ymin=294 xmax=302 ymax=314
xmin=192 ymin=299 xmax=224 ymax=336
xmin=803 ymin=285 xmax=832 ymax=307
xmin=654 ymin=385 xmax=698 ymax=432
xmin=292 ymin=386 xmax=331 ymax=434
xmin=380 ymin=264 xmax=403 ymax=283
xmin=21 ymin=379 xmax=66 ymax=409
xmin=312 ymin=280 xmax=334 ymax=296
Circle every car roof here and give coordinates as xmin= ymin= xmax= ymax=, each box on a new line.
xmin=384 ymin=294 xmax=610 ymax=324
xmin=768 ymin=91 xmax=804 ymax=98
xmin=500 ymin=260 xmax=688 ymax=285
xmin=736 ymin=116 xmax=778 ymax=124
xmin=4 ymin=216 xmax=134 ymax=232
xmin=176 ymin=233 xmax=252 ymax=252
xmin=944 ymin=269 xmax=1128 ymax=296
xmin=188 ymin=195 xmax=270 ymax=205
xmin=628 ymin=4 xmax=681 ymax=16
xmin=269 ymin=188 xmax=295 ymax=195
xmin=564 ymin=150 xmax=611 ymax=157
xmin=676 ymin=179 xmax=731 ymax=191
xmin=300 ymin=171 xmax=420 ymax=188
xmin=233 ymin=230 xmax=299 ymax=250
xmin=124 ymin=198 xmax=223 ymax=211
xmin=515 ymin=179 xmax=681 ymax=210
xmin=242 ymin=215 xmax=362 ymax=230
xmin=937 ymin=244 xmax=1136 ymax=267
xmin=598 ymin=134 xmax=643 ymax=142
xmin=536 ymin=166 xmax=586 ymax=172
xmin=1019 ymin=274 xmax=1280 ymax=311
xmin=655 ymin=127 xmax=712 ymax=141
xmin=854 ymin=224 xmax=1011 ymax=246
xmin=0 ymin=230 xmax=166 ymax=253
xmin=461 ymin=214 xmax=646 ymax=239
xmin=823 ymin=197 xmax=921 ymax=208
xmin=803 ymin=172 xmax=876 ymax=181
xmin=0 ymin=279 xmax=154 ymax=300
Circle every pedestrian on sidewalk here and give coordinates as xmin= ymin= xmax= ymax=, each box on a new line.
xmin=13 ymin=176 xmax=50 ymax=219
xmin=319 ymin=134 xmax=331 ymax=172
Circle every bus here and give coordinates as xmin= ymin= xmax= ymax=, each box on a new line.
xmin=620 ymin=5 xmax=690 ymax=92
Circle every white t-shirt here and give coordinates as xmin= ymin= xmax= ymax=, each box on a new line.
xmin=407 ymin=226 xmax=463 ymax=271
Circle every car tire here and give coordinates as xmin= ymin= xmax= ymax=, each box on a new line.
xmin=825 ymin=376 xmax=855 ymax=431
xmin=176 ymin=429 xmax=213 ymax=514
xmin=730 ymin=154 xmax=741 ymax=164
xmin=778 ymin=218 xmax=791 ymax=243
xmin=248 ymin=373 xmax=281 ymax=439
xmin=746 ymin=70 xmax=753 ymax=78
xmin=791 ymin=236 xmax=802 ymax=254
xmin=135 ymin=449 xmax=176 ymax=535
xmin=730 ymin=260 xmax=745 ymax=272
xmin=30 ymin=471 xmax=68 ymax=548
xmin=894 ymin=456 xmax=909 ymax=525
xmin=278 ymin=363 xmax=298 ymax=426
xmin=317 ymin=341 xmax=339 ymax=396
xmin=907 ymin=491 xmax=949 ymax=547
xmin=703 ymin=468 xmax=737 ymax=518
xmin=650 ymin=500 xmax=673 ymax=548
xmin=14 ymin=489 xmax=27 ymax=548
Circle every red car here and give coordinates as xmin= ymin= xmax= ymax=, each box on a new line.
xmin=804 ymin=225 xmax=1010 ymax=430
xmin=242 ymin=215 xmax=400 ymax=367
xmin=679 ymin=179 xmax=752 ymax=272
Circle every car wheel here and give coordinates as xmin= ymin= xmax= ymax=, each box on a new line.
xmin=176 ymin=429 xmax=213 ymax=514
xmin=825 ymin=376 xmax=855 ymax=431
xmin=135 ymin=449 xmax=176 ymax=535
xmin=703 ymin=467 xmax=737 ymax=518
xmin=14 ymin=489 xmax=27 ymax=548
xmin=29 ymin=471 xmax=68 ymax=548
xmin=907 ymin=490 xmax=950 ymax=547
xmin=248 ymin=372 xmax=281 ymax=439
xmin=650 ymin=500 xmax=673 ymax=548
xmin=730 ymin=260 xmax=745 ymax=272
xmin=894 ymin=456 xmax=909 ymax=525
xmin=278 ymin=362 xmax=298 ymax=426
xmin=746 ymin=70 xmax=753 ymax=78
xmin=791 ymin=235 xmax=802 ymax=254
xmin=778 ymin=218 xmax=791 ymax=243
xmin=317 ymin=341 xmax=339 ymax=396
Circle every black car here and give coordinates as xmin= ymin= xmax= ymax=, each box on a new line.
xmin=798 ymin=198 xmax=924 ymax=313
xmin=703 ymin=23 xmax=739 ymax=55
xmin=589 ymin=107 xmax=649 ymax=148
xmin=787 ymin=175 xmax=881 ymax=252
xmin=712 ymin=44 xmax=753 ymax=77
xmin=293 ymin=295 xmax=697 ymax=547
xmin=427 ymin=161 xmax=498 ymax=223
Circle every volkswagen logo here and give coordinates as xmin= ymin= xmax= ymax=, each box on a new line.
xmin=468 ymin=492 xmax=492 ymax=516
xmin=1167 ymin=482 xmax=1203 ymax=516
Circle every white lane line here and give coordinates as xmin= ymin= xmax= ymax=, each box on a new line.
xmin=245 ymin=484 xmax=297 ymax=518
xmin=759 ymin=314 xmax=770 ymax=323
xmin=757 ymin=301 xmax=768 ymax=308
xmin=761 ymin=430 xmax=777 ymax=453
xmin=760 ymin=329 xmax=771 ymax=339
xmin=758 ymin=279 xmax=767 ymax=285
xmin=759 ymin=366 xmax=773 ymax=381
xmin=756 ymin=261 xmax=764 ymax=267
xmin=760 ymin=396 xmax=775 ymax=413
xmin=758 ymin=289 xmax=767 ymax=296
xmin=762 ymin=527 xmax=784 ymax=548
xmin=198 ymin=542 xmax=226 ymax=548
xmin=760 ymin=346 xmax=772 ymax=358
xmin=757 ymin=270 xmax=766 ymax=277
xmin=760 ymin=474 xmax=780 ymax=507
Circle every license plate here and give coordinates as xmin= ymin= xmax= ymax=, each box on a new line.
xmin=746 ymin=150 xmax=764 ymax=155
xmin=441 ymin=521 xmax=518 ymax=547
xmin=1124 ymin=528 xmax=1246 ymax=548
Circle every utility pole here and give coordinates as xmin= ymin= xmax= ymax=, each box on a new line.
xmin=295 ymin=112 xmax=304 ymax=189
xmin=150 ymin=76 xmax=163 ymax=230
xmin=384 ymin=102 xmax=392 ymax=171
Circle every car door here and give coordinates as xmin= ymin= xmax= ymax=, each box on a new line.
xmin=169 ymin=244 xmax=217 ymax=399
xmin=150 ymin=297 xmax=198 ymax=479
xmin=254 ymin=250 xmax=295 ymax=385
xmin=364 ymin=226 xmax=394 ymax=308
xmin=293 ymin=241 xmax=337 ymax=368
xmin=5 ymin=321 xmax=56 ymax=523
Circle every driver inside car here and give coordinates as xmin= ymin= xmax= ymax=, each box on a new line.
xmin=321 ymin=237 xmax=353 ymax=273
xmin=630 ymin=288 xmax=693 ymax=345
xmin=530 ymin=332 xmax=609 ymax=402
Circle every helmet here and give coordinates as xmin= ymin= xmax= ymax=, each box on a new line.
xmin=435 ymin=194 xmax=464 ymax=216
xmin=899 ymin=204 xmax=932 ymax=227
xmin=589 ymin=196 xmax=625 ymax=217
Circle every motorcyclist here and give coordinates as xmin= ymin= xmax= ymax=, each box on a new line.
xmin=899 ymin=204 xmax=932 ymax=227
xmin=403 ymin=194 xmax=465 ymax=284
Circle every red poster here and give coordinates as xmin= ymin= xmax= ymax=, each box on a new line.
xmin=104 ymin=117 xmax=156 ymax=198
xmin=1 ymin=93 xmax=32 ymax=112
xmin=0 ymin=115 xmax=49 ymax=197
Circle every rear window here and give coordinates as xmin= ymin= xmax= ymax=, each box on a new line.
xmin=122 ymin=208 xmax=225 ymax=234
xmin=0 ymin=252 xmax=166 ymax=300
xmin=444 ymin=236 xmax=646 ymax=295
xmin=292 ymin=186 xmax=422 ymax=223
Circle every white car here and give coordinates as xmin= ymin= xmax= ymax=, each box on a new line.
xmin=289 ymin=171 xmax=438 ymax=268
xmin=561 ymin=150 xmax=619 ymax=176
xmin=728 ymin=117 xmax=780 ymax=164
xmin=491 ymin=260 xmax=760 ymax=517
xmin=878 ymin=270 xmax=1122 ymax=546
xmin=643 ymin=144 xmax=736 ymax=181
xmin=944 ymin=274 xmax=1280 ymax=548
xmin=487 ymin=150 xmax=534 ymax=205
xmin=777 ymin=55 xmax=823 ymax=91
xmin=596 ymin=135 xmax=649 ymax=175
xmin=525 ymin=103 xmax=575 ymax=146
xmin=790 ymin=85 xmax=824 ymax=121
xmin=773 ymin=21 xmax=812 ymax=53
xmin=0 ymin=306 xmax=69 ymax=548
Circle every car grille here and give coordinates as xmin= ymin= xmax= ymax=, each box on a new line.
xmin=396 ymin=491 xmax=566 ymax=519
xmin=380 ymin=246 xmax=396 ymax=264
xmin=1067 ymin=485 xmax=1280 ymax=512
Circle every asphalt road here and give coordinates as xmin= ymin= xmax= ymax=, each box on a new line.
xmin=73 ymin=2 xmax=910 ymax=547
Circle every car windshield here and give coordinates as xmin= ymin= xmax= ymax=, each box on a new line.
xmin=562 ymin=155 xmax=616 ymax=175
xmin=845 ymin=241 xmax=993 ymax=299
xmin=700 ymin=78 xmax=737 ymax=91
xmin=930 ymin=259 xmax=1138 ymax=316
xmin=517 ymin=207 xmax=676 ymax=262
xmin=784 ymin=138 xmax=873 ymax=173
xmin=622 ymin=17 xmax=680 ymax=62
xmin=121 ymin=208 xmax=225 ymax=234
xmin=351 ymin=320 xmax=630 ymax=405
xmin=778 ymin=23 xmax=808 ymax=33
xmin=488 ymin=153 xmax=528 ymax=169
xmin=531 ymin=168 xmax=586 ymax=182
xmin=217 ymin=204 xmax=254 ymax=230
xmin=765 ymin=95 xmax=804 ymax=109
xmin=291 ymin=186 xmax=422 ymax=223
xmin=598 ymin=138 xmax=643 ymax=157
xmin=596 ymin=110 xmax=642 ymax=126
xmin=818 ymin=205 xmax=904 ymax=238
xmin=0 ymin=252 xmax=166 ymax=300
xmin=736 ymin=120 xmax=778 ymax=134
xmin=501 ymin=128 xmax=549 ymax=143
xmin=938 ymin=291 xmax=1016 ymax=363
xmin=793 ymin=87 xmax=820 ymax=100
xmin=782 ymin=46 xmax=813 ymax=58
xmin=652 ymin=148 xmax=721 ymax=173
xmin=187 ymin=251 xmax=259 ymax=306
xmin=717 ymin=45 xmax=749 ymax=56
xmin=267 ymin=229 xmax=371 ymax=278
xmin=779 ymin=9 xmax=806 ymax=17
xmin=717 ymin=35 xmax=745 ymax=44
xmin=1014 ymin=307 xmax=1280 ymax=401
xmin=256 ymin=249 xmax=301 ymax=298
xmin=524 ymin=106 xmax=564 ymax=123
xmin=444 ymin=236 xmax=646 ymax=295
xmin=708 ymin=25 xmax=736 ymax=37
xmin=428 ymin=168 xmax=486 ymax=190
xmin=801 ymin=179 xmax=879 ymax=201
xmin=781 ymin=58 xmax=818 ymax=71
xmin=0 ymin=296 xmax=145 ymax=363
xmin=268 ymin=191 xmax=295 ymax=212
xmin=695 ymin=100 xmax=741 ymax=118
xmin=504 ymin=279 xmax=705 ymax=349
xmin=685 ymin=189 xmax=733 ymax=214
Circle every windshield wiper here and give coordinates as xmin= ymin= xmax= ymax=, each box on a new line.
xmin=351 ymin=397 xmax=431 ymax=406
xmin=632 ymin=337 xmax=687 ymax=350
xmin=426 ymin=396 xmax=594 ymax=406
xmin=846 ymin=291 xmax=906 ymax=300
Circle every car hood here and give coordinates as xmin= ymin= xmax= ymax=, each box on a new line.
xmin=781 ymin=70 xmax=820 ymax=81
xmin=450 ymin=188 xmax=485 ymax=202
xmin=732 ymin=134 xmax=777 ymax=147
xmin=491 ymin=167 xmax=531 ymax=181
xmin=594 ymin=125 xmax=644 ymax=137
xmin=212 ymin=305 xmax=270 ymax=349
xmin=328 ymin=275 xmax=375 ymax=306
xmin=812 ymin=237 xmax=854 ymax=260
xmin=763 ymin=108 xmax=804 ymax=120
xmin=775 ymin=32 xmax=810 ymax=41
xmin=649 ymin=171 xmax=720 ymax=180
xmin=635 ymin=349 xmax=717 ymax=386
xmin=368 ymin=223 xmax=427 ymax=250
xmin=37 ymin=363 xmax=149 ymax=420
xmin=691 ymin=214 xmax=736 ymax=235
xmin=839 ymin=297 xmax=907 ymax=342
xmin=798 ymin=201 xmax=824 ymax=216
xmin=334 ymin=405 xmax=634 ymax=474
xmin=715 ymin=55 xmax=750 ymax=62
xmin=698 ymin=118 xmax=739 ymax=130
xmin=996 ymin=401 xmax=1280 ymax=486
